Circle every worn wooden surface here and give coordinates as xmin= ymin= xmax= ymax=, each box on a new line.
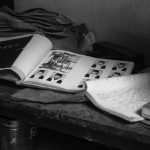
xmin=0 ymin=80 xmax=150 ymax=150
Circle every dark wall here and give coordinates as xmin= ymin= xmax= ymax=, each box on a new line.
xmin=0 ymin=0 xmax=14 ymax=9
xmin=14 ymin=0 xmax=150 ymax=65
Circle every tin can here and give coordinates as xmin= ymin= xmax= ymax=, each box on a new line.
xmin=0 ymin=116 xmax=37 ymax=150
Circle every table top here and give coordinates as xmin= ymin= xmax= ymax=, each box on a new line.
xmin=0 ymin=80 xmax=150 ymax=150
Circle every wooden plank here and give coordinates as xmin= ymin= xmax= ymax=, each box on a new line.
xmin=0 ymin=80 xmax=150 ymax=149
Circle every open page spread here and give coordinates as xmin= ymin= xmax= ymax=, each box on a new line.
xmin=85 ymin=72 xmax=150 ymax=122
xmin=21 ymin=50 xmax=134 ymax=92
xmin=12 ymin=34 xmax=52 ymax=80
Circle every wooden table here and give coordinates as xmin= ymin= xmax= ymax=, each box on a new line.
xmin=0 ymin=80 xmax=150 ymax=150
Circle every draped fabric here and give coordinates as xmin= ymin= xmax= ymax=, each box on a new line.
xmin=0 ymin=6 xmax=91 ymax=53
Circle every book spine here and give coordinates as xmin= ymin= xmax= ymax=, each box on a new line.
xmin=11 ymin=66 xmax=25 ymax=81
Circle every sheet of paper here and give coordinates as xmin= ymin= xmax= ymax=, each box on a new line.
xmin=86 ymin=72 xmax=150 ymax=122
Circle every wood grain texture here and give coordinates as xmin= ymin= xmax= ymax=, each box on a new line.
xmin=0 ymin=80 xmax=150 ymax=149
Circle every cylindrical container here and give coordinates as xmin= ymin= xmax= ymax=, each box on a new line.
xmin=0 ymin=116 xmax=37 ymax=150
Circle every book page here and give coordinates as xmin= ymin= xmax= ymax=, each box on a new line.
xmin=12 ymin=34 xmax=52 ymax=80
xmin=22 ymin=50 xmax=134 ymax=92
xmin=86 ymin=72 xmax=150 ymax=122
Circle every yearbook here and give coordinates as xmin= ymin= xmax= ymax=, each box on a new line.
xmin=0 ymin=33 xmax=134 ymax=92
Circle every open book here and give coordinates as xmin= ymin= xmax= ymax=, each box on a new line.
xmin=85 ymin=72 xmax=150 ymax=122
xmin=0 ymin=33 xmax=134 ymax=92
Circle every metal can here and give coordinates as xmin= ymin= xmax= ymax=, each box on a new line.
xmin=0 ymin=116 xmax=37 ymax=150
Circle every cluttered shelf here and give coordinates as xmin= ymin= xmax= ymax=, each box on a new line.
xmin=0 ymin=25 xmax=149 ymax=150
xmin=1 ymin=5 xmax=150 ymax=150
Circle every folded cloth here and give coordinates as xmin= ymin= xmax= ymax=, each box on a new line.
xmin=0 ymin=6 xmax=94 ymax=53
xmin=11 ymin=88 xmax=87 ymax=104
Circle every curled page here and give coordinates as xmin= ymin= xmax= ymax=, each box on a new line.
xmin=86 ymin=72 xmax=150 ymax=122
xmin=12 ymin=34 xmax=52 ymax=80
